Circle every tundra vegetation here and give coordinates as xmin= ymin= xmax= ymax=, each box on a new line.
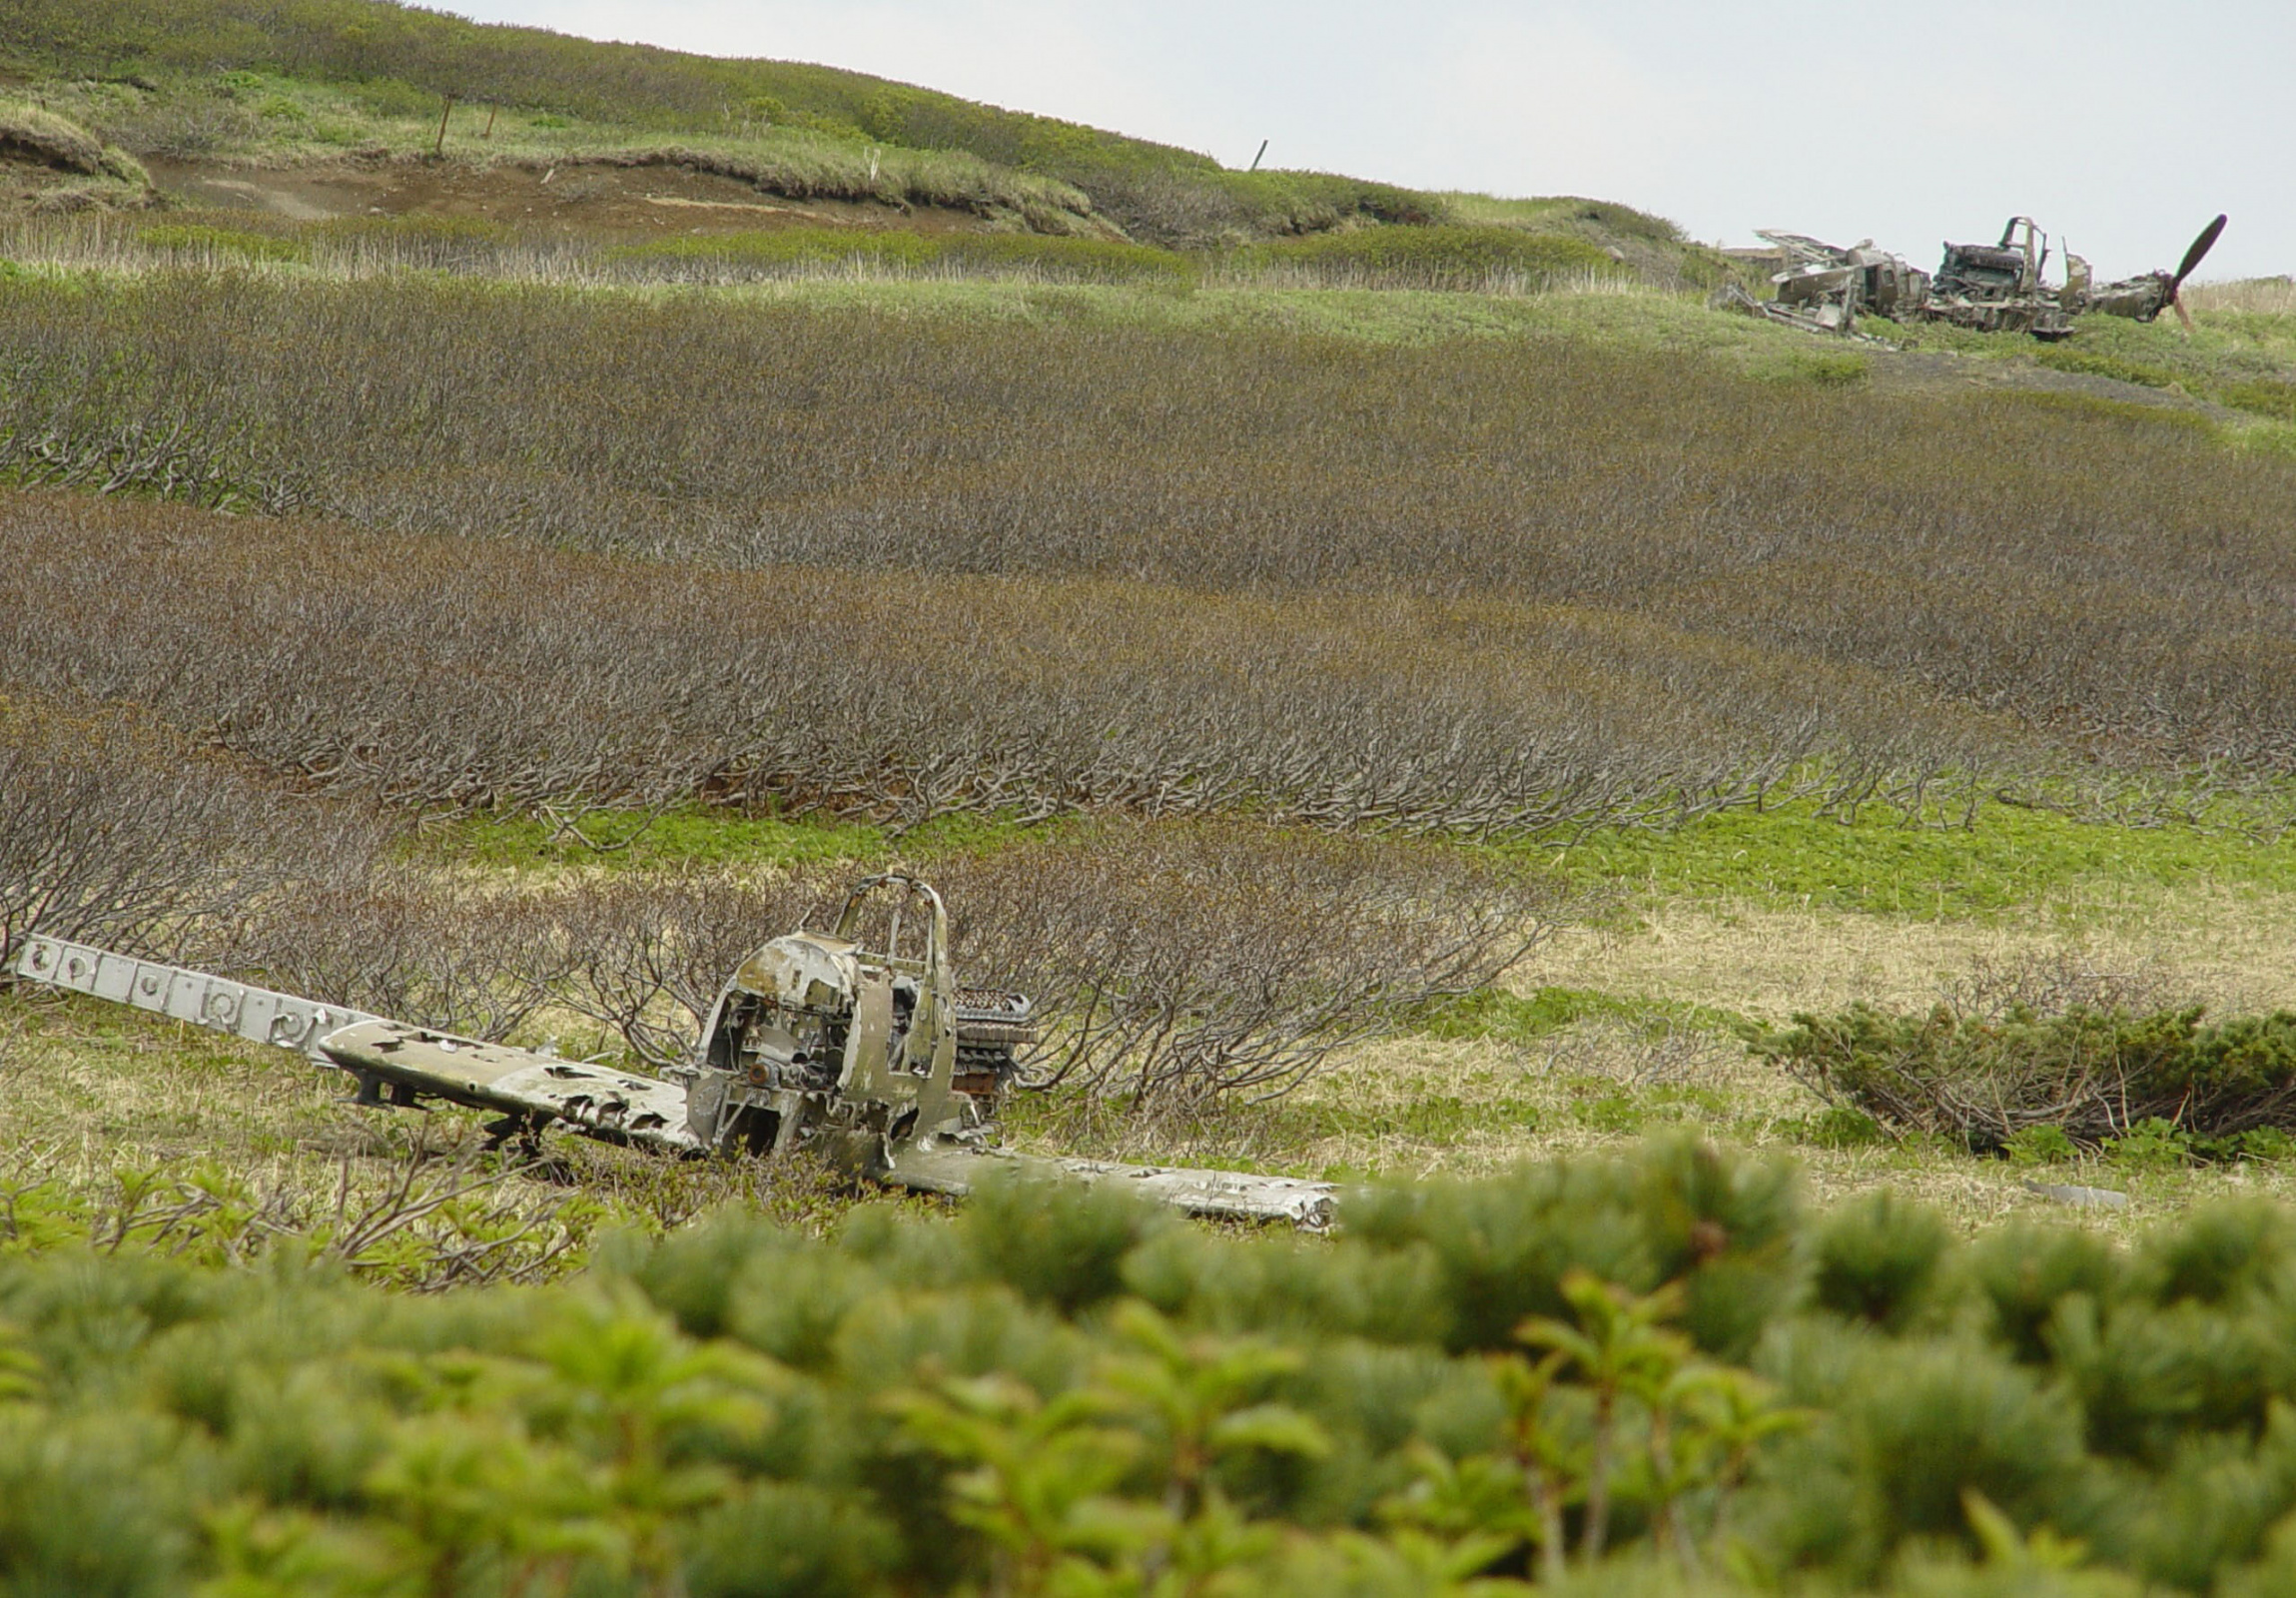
xmin=6 ymin=0 xmax=2296 ymax=1589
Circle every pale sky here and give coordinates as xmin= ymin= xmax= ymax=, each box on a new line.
xmin=454 ymin=0 xmax=2292 ymax=280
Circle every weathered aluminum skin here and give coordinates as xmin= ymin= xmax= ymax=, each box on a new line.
xmin=723 ymin=932 xmax=861 ymax=1015
xmin=319 ymin=1020 xmax=698 ymax=1152
xmin=14 ymin=936 xmax=383 ymax=1058
xmin=15 ymin=926 xmax=1339 ymax=1228
xmin=13 ymin=936 xmax=697 ymax=1151
xmin=1720 ymin=214 xmax=2224 ymax=343
xmin=886 ymin=1141 xmax=1339 ymax=1231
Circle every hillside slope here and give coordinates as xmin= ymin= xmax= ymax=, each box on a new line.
xmin=0 ymin=0 xmax=1435 ymax=245
xmin=0 ymin=0 xmax=1726 ymax=279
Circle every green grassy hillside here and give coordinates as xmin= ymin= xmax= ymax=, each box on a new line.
xmin=0 ymin=0 xmax=1418 ymax=246
xmin=0 ymin=0 xmax=1733 ymax=274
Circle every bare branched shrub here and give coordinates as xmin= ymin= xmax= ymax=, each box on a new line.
xmin=1941 ymin=951 xmax=2181 ymax=1027
xmin=0 ymin=692 xmax=384 ymax=977
xmin=200 ymin=826 xmax=1562 ymax=1111
xmin=932 ymin=823 xmax=1568 ymax=1109
xmin=2 ymin=272 xmax=2291 ymax=779
xmin=0 ymin=409 xmax=311 ymax=512
xmin=0 ymin=493 xmax=2029 ymax=840
xmin=1532 ymin=1016 xmax=1735 ymax=1091
xmin=98 ymin=91 xmax=264 ymax=158
xmin=529 ymin=872 xmax=834 ymax=1069
xmin=202 ymin=870 xmax=571 ymax=1042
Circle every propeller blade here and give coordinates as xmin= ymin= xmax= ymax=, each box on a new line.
xmin=2172 ymin=214 xmax=2228 ymax=291
xmin=2173 ymin=296 xmax=2196 ymax=337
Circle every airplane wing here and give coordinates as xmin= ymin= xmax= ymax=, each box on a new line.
xmin=14 ymin=935 xmax=695 ymax=1153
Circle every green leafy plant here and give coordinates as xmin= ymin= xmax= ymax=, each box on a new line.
xmin=2003 ymin=1126 xmax=2079 ymax=1166
xmin=2104 ymin=1117 xmax=2192 ymax=1172
xmin=882 ymin=1371 xmax=1153 ymax=1597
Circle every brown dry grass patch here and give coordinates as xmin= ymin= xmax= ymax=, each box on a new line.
xmin=1532 ymin=890 xmax=2296 ymax=1024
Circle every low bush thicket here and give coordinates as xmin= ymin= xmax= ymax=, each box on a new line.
xmin=0 ymin=664 xmax=1553 ymax=1113
xmin=0 ymin=691 xmax=383 ymax=975
xmin=139 ymin=226 xmax=303 ymax=272
xmin=0 ymin=1139 xmax=614 ymax=1289
xmin=0 ymin=492 xmax=2015 ymax=835
xmin=195 ymin=822 xmax=1561 ymax=1109
xmin=11 ymin=1140 xmax=2296 ymax=1593
xmin=601 ymin=228 xmax=1196 ymax=287
xmin=526 ymin=142 xmax=1103 ymax=233
xmin=2033 ymin=346 xmax=2296 ymax=429
xmin=2 ymin=274 xmax=2291 ymax=771
xmin=1757 ymin=958 xmax=2296 ymax=1153
xmin=877 ymin=825 xmax=1560 ymax=1105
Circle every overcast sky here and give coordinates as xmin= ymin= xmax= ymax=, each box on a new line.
xmin=453 ymin=0 xmax=2291 ymax=279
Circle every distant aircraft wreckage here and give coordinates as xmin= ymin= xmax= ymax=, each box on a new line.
xmin=16 ymin=873 xmax=1338 ymax=1229
xmin=1716 ymin=214 xmax=2227 ymax=342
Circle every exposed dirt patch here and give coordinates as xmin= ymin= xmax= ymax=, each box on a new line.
xmin=141 ymin=153 xmax=1004 ymax=238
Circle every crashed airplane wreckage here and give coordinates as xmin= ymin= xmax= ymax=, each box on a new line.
xmin=13 ymin=873 xmax=1337 ymax=1229
xmin=1716 ymin=213 xmax=2227 ymax=342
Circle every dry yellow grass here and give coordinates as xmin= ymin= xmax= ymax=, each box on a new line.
xmin=10 ymin=984 xmax=2289 ymax=1244
xmin=1532 ymin=887 xmax=2296 ymax=1022
xmin=1 ymin=993 xmax=353 ymax=1182
xmin=2188 ymin=278 xmax=2296 ymax=316
xmin=1201 ymin=885 xmax=2296 ymax=1235
xmin=0 ymin=99 xmax=106 ymax=174
xmin=0 ymin=992 xmax=853 ymax=1248
xmin=15 ymin=879 xmax=2296 ymax=1244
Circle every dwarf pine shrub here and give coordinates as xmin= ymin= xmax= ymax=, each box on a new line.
xmin=1758 ymin=1001 xmax=2296 ymax=1151
xmin=1810 ymin=1190 xmax=1952 ymax=1333
xmin=10 ymin=1140 xmax=2296 ymax=1592
xmin=1966 ymin=1222 xmax=2121 ymax=1364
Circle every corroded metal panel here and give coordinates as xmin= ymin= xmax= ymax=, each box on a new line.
xmin=885 ymin=1141 xmax=1340 ymax=1231
xmin=14 ymin=936 xmax=382 ymax=1062
xmin=318 ymin=1020 xmax=698 ymax=1152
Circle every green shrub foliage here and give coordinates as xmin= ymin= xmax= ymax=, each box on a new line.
xmin=1810 ymin=1190 xmax=1951 ymax=1333
xmin=9 ymin=1139 xmax=2296 ymax=1592
xmin=1758 ymin=1001 xmax=2296 ymax=1151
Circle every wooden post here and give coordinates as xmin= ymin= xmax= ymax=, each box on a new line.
xmin=433 ymin=93 xmax=454 ymax=158
xmin=482 ymin=104 xmax=497 ymax=141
